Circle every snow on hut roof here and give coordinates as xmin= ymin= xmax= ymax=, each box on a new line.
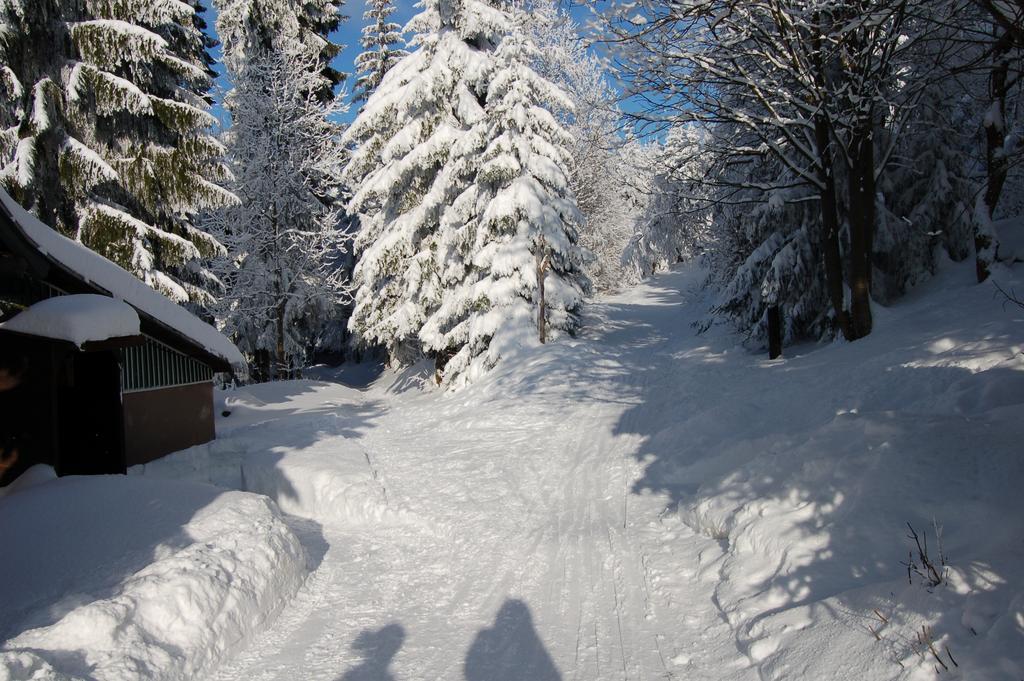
xmin=0 ymin=294 xmax=139 ymax=347
xmin=0 ymin=191 xmax=245 ymax=370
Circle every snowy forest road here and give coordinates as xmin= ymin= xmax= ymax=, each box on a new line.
xmin=9 ymin=259 xmax=1020 ymax=680
xmin=210 ymin=268 xmax=756 ymax=681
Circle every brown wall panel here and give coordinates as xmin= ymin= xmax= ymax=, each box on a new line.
xmin=123 ymin=382 xmax=215 ymax=466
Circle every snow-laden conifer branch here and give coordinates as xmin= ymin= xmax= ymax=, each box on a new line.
xmin=1 ymin=0 xmax=234 ymax=304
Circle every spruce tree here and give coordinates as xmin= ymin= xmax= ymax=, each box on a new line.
xmin=344 ymin=0 xmax=586 ymax=384
xmin=353 ymin=0 xmax=408 ymax=104
xmin=0 ymin=0 xmax=235 ymax=304
xmin=419 ymin=12 xmax=588 ymax=385
xmin=342 ymin=0 xmax=508 ymax=365
xmin=214 ymin=0 xmax=345 ymax=99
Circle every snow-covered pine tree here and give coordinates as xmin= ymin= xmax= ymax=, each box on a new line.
xmin=0 ymin=0 xmax=235 ymax=304
xmin=874 ymin=78 xmax=975 ymax=301
xmin=209 ymin=49 xmax=349 ymax=380
xmin=353 ymin=0 xmax=408 ymax=103
xmin=419 ymin=8 xmax=588 ymax=385
xmin=214 ymin=0 xmax=345 ymax=99
xmin=342 ymin=0 xmax=508 ymax=366
xmin=707 ymin=154 xmax=829 ymax=346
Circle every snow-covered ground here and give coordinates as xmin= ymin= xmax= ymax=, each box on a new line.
xmin=2 ymin=256 xmax=1023 ymax=681
xmin=0 ymin=473 xmax=305 ymax=681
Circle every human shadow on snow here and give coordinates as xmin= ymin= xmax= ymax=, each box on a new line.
xmin=464 ymin=599 xmax=561 ymax=681
xmin=338 ymin=623 xmax=405 ymax=681
xmin=336 ymin=600 xmax=560 ymax=681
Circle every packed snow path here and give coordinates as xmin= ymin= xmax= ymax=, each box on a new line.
xmin=205 ymin=267 xmax=755 ymax=681
xmin=141 ymin=262 xmax=1023 ymax=681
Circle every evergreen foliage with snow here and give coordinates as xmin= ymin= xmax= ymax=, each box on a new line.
xmin=342 ymin=0 xmax=505 ymax=366
xmin=353 ymin=0 xmax=408 ymax=104
xmin=419 ymin=10 xmax=588 ymax=385
xmin=527 ymin=0 xmax=637 ymax=291
xmin=208 ymin=50 xmax=349 ymax=380
xmin=0 ymin=0 xmax=235 ymax=304
xmin=874 ymin=81 xmax=975 ymax=301
xmin=344 ymin=0 xmax=587 ymax=383
xmin=214 ymin=0 xmax=346 ymax=99
xmin=211 ymin=0 xmax=350 ymax=379
xmin=707 ymin=159 xmax=829 ymax=344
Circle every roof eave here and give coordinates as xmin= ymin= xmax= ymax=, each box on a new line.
xmin=0 ymin=200 xmax=236 ymax=374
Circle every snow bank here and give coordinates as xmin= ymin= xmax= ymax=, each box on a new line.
xmin=0 ymin=294 xmax=138 ymax=346
xmin=134 ymin=380 xmax=413 ymax=528
xmin=994 ymin=215 xmax=1024 ymax=262
xmin=0 ymin=190 xmax=245 ymax=370
xmin=0 ymin=473 xmax=306 ymax=681
xmin=137 ymin=435 xmax=401 ymax=527
xmin=617 ymin=260 xmax=1024 ymax=681
xmin=0 ymin=463 xmax=56 ymax=499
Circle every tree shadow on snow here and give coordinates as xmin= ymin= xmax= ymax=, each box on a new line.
xmin=598 ymin=301 xmax=1024 ymax=672
xmin=305 ymin=360 xmax=386 ymax=390
xmin=490 ymin=272 xmax=1024 ymax=674
xmin=218 ymin=382 xmax=388 ymax=442
xmin=158 ymin=396 xmax=389 ymax=520
xmin=464 ymin=599 xmax=561 ymax=681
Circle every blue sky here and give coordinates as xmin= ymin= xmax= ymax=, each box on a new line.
xmin=202 ymin=0 xmax=614 ymax=129
xmin=202 ymin=0 xmax=418 ymax=128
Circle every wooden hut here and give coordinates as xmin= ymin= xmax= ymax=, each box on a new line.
xmin=0 ymin=190 xmax=244 ymax=485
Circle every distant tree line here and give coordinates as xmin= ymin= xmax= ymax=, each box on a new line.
xmin=3 ymin=0 xmax=1021 ymax=380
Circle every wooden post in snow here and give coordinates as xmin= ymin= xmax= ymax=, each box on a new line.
xmin=537 ymin=239 xmax=551 ymax=344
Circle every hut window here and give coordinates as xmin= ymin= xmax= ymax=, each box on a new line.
xmin=119 ymin=337 xmax=214 ymax=393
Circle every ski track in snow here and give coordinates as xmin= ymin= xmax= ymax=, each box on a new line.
xmin=110 ymin=259 xmax=1020 ymax=681
xmin=210 ymin=268 xmax=757 ymax=681
xmin=5 ymin=260 xmax=1022 ymax=680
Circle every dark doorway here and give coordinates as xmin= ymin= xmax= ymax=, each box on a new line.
xmin=0 ymin=335 xmax=57 ymax=486
xmin=57 ymin=350 xmax=125 ymax=476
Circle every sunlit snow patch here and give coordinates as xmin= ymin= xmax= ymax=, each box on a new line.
xmin=0 ymin=473 xmax=305 ymax=681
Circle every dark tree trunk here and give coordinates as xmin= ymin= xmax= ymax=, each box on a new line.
xmin=767 ymin=305 xmax=783 ymax=359
xmin=976 ymin=29 xmax=1012 ymax=283
xmin=276 ymin=298 xmax=286 ymax=380
xmin=847 ymin=120 xmax=875 ymax=340
xmin=536 ymin=246 xmax=549 ymax=344
xmin=271 ymin=204 xmax=288 ymax=380
xmin=815 ymin=116 xmax=852 ymax=341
